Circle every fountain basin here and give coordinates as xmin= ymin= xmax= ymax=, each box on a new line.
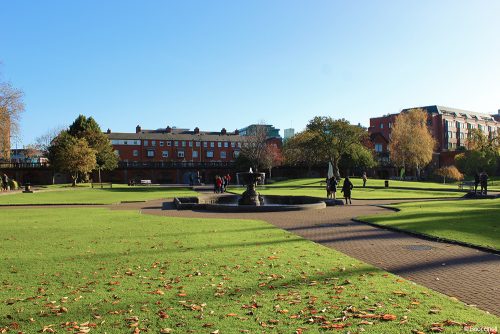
xmin=173 ymin=194 xmax=340 ymax=212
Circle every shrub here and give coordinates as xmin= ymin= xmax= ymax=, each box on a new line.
xmin=8 ymin=179 xmax=19 ymax=190
xmin=434 ymin=165 xmax=464 ymax=184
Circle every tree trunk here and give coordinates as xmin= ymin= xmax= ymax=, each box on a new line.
xmin=268 ymin=167 xmax=272 ymax=180
xmin=98 ymin=167 xmax=102 ymax=183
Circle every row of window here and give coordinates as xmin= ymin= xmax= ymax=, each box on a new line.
xmin=116 ymin=149 xmax=240 ymax=159
xmin=379 ymin=122 xmax=392 ymax=129
xmin=445 ymin=120 xmax=496 ymax=133
xmin=111 ymin=139 xmax=245 ymax=148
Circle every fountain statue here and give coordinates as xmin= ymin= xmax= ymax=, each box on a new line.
xmin=237 ymin=168 xmax=265 ymax=206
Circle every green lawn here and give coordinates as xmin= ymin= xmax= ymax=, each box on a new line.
xmin=359 ymin=198 xmax=500 ymax=250
xmin=0 ymin=208 xmax=497 ymax=333
xmin=267 ymin=177 xmax=462 ymax=190
xmin=0 ymin=186 xmax=196 ymax=205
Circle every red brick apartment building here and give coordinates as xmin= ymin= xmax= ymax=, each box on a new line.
xmin=105 ymin=125 xmax=282 ymax=183
xmin=369 ymin=105 xmax=500 ymax=177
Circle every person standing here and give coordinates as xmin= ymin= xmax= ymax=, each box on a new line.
xmin=325 ymin=177 xmax=331 ymax=198
xmin=341 ymin=177 xmax=353 ymax=205
xmin=2 ymin=174 xmax=8 ymax=191
xmin=330 ymin=177 xmax=338 ymax=200
xmin=474 ymin=172 xmax=480 ymax=194
xmin=362 ymin=172 xmax=367 ymax=187
xmin=480 ymin=171 xmax=488 ymax=195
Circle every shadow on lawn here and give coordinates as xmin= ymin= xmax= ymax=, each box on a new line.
xmin=364 ymin=208 xmax=500 ymax=249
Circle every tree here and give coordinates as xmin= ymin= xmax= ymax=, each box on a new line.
xmin=455 ymin=128 xmax=499 ymax=176
xmin=0 ymin=81 xmax=25 ymax=160
xmin=282 ymin=131 xmax=323 ymax=172
xmin=434 ymin=165 xmax=464 ymax=184
xmin=239 ymin=124 xmax=271 ymax=172
xmin=67 ymin=115 xmax=118 ymax=182
xmin=305 ymin=117 xmax=372 ymax=178
xmin=389 ymin=108 xmax=436 ymax=178
xmin=48 ymin=132 xmax=96 ymax=186
xmin=261 ymin=143 xmax=283 ymax=179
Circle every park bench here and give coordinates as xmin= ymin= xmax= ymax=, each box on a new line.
xmin=91 ymin=182 xmax=113 ymax=188
xmin=458 ymin=181 xmax=475 ymax=191
xmin=140 ymin=179 xmax=152 ymax=186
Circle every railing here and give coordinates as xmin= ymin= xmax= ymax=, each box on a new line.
xmin=0 ymin=162 xmax=51 ymax=169
xmin=118 ymin=161 xmax=236 ymax=169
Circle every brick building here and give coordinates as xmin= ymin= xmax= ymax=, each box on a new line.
xmin=369 ymin=105 xmax=500 ymax=177
xmin=106 ymin=125 xmax=282 ymax=183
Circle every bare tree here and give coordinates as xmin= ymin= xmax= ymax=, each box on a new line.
xmin=239 ymin=124 xmax=269 ymax=171
xmin=0 ymin=81 xmax=25 ymax=160
xmin=35 ymin=126 xmax=66 ymax=156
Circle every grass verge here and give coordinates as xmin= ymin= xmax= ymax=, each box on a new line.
xmin=0 ymin=186 xmax=196 ymax=205
xmin=358 ymin=198 xmax=500 ymax=251
xmin=0 ymin=208 xmax=497 ymax=333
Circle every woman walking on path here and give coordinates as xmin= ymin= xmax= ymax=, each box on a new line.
xmin=341 ymin=177 xmax=353 ymax=205
xmin=329 ymin=177 xmax=338 ymax=199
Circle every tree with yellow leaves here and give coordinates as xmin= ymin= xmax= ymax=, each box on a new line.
xmin=389 ymin=108 xmax=436 ymax=178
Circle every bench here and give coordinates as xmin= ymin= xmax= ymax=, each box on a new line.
xmin=91 ymin=182 xmax=113 ymax=188
xmin=458 ymin=181 xmax=475 ymax=191
xmin=140 ymin=180 xmax=152 ymax=186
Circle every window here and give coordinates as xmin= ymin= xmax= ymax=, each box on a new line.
xmin=162 ymin=151 xmax=169 ymax=158
xmin=231 ymin=142 xmax=235 ymax=148
xmin=233 ymin=151 xmax=240 ymax=158
xmin=123 ymin=140 xmax=128 ymax=145
xmin=147 ymin=150 xmax=154 ymax=157
xmin=218 ymin=142 xmax=222 ymax=148
xmin=388 ymin=122 xmax=392 ymax=128
xmin=224 ymin=142 xmax=228 ymax=148
xmin=456 ymin=122 xmax=460 ymax=129
xmin=206 ymin=151 xmax=214 ymax=158
xmin=133 ymin=150 xmax=139 ymax=157
xmin=177 ymin=151 xmax=185 ymax=158
xmin=203 ymin=142 xmax=208 ymax=148
xmin=220 ymin=151 xmax=226 ymax=159
xmin=447 ymin=131 xmax=452 ymax=138
xmin=210 ymin=142 xmax=215 ymax=148
xmin=144 ymin=140 xmax=149 ymax=146
xmin=380 ymin=123 xmax=384 ymax=129
xmin=174 ymin=141 xmax=178 ymax=147
xmin=460 ymin=132 xmax=465 ymax=139
xmin=237 ymin=142 xmax=241 ymax=148
xmin=192 ymin=150 xmax=198 ymax=158
xmin=182 ymin=141 xmax=186 ymax=147
xmin=152 ymin=140 xmax=156 ymax=146
xmin=167 ymin=141 xmax=172 ymax=146
xmin=189 ymin=141 xmax=193 ymax=147
xmin=374 ymin=144 xmax=383 ymax=152
xmin=196 ymin=141 xmax=201 ymax=147
xmin=160 ymin=141 xmax=164 ymax=147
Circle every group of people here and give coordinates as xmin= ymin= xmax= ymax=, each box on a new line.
xmin=1 ymin=173 xmax=10 ymax=191
xmin=474 ymin=171 xmax=489 ymax=195
xmin=325 ymin=176 xmax=354 ymax=205
xmin=214 ymin=174 xmax=231 ymax=193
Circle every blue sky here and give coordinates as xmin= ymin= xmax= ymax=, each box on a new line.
xmin=1 ymin=0 xmax=500 ymax=147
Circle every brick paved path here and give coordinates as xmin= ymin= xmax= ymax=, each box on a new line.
xmin=125 ymin=198 xmax=500 ymax=316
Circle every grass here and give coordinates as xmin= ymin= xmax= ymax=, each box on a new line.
xmin=230 ymin=178 xmax=463 ymax=200
xmin=0 ymin=186 xmax=197 ymax=205
xmin=359 ymin=198 xmax=500 ymax=250
xmin=0 ymin=208 xmax=497 ymax=333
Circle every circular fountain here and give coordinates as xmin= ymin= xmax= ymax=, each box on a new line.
xmin=173 ymin=169 xmax=340 ymax=212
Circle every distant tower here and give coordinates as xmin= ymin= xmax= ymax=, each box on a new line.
xmin=283 ymin=128 xmax=295 ymax=142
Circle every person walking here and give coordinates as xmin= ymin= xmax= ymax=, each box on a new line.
xmin=362 ymin=172 xmax=367 ymax=187
xmin=341 ymin=176 xmax=353 ymax=205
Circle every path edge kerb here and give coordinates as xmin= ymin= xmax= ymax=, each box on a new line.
xmin=353 ymin=205 xmax=500 ymax=255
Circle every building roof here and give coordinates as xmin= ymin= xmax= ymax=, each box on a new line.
xmin=402 ymin=105 xmax=498 ymax=122
xmin=107 ymin=130 xmax=253 ymax=142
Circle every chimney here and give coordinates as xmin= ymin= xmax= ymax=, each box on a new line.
xmin=221 ymin=128 xmax=227 ymax=135
xmin=234 ymin=129 xmax=240 ymax=135
xmin=136 ymin=125 xmax=141 ymax=133
xmin=194 ymin=127 xmax=200 ymax=134
xmin=166 ymin=126 xmax=172 ymax=133
xmin=106 ymin=128 xmax=111 ymax=134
